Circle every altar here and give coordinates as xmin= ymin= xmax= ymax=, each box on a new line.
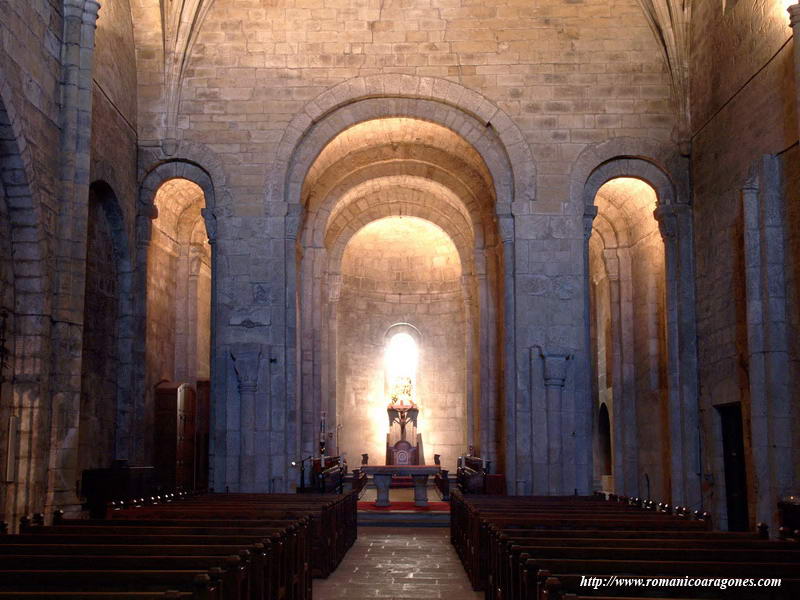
xmin=361 ymin=464 xmax=440 ymax=507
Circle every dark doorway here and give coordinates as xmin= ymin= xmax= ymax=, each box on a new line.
xmin=598 ymin=403 xmax=612 ymax=478
xmin=717 ymin=403 xmax=749 ymax=531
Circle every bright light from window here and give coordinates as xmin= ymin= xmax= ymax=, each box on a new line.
xmin=385 ymin=333 xmax=418 ymax=381
xmin=781 ymin=0 xmax=798 ymax=23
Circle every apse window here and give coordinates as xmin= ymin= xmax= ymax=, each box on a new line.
xmin=385 ymin=331 xmax=418 ymax=405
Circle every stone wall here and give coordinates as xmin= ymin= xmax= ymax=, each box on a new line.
xmin=78 ymin=187 xmax=119 ymax=473
xmin=690 ymin=1 xmax=799 ymax=528
xmin=781 ymin=143 xmax=800 ymax=505
xmin=172 ymin=0 xmax=674 ymax=206
xmin=0 ymin=0 xmax=63 ymax=525
xmin=0 ymin=176 xmax=14 ymax=501
xmin=336 ymin=217 xmax=467 ymax=472
xmin=4 ymin=0 xmax=799 ymax=525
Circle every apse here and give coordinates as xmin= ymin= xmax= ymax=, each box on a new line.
xmin=335 ymin=217 xmax=467 ymax=472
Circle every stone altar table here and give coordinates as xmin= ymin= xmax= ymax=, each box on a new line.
xmin=361 ymin=465 xmax=440 ymax=507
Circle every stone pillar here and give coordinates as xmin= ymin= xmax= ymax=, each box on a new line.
xmin=231 ymin=344 xmax=263 ymax=492
xmin=602 ymin=248 xmax=634 ymax=497
xmin=499 ymin=215 xmax=516 ymax=491
xmin=541 ymin=352 xmax=571 ymax=494
xmin=46 ymin=0 xmax=102 ymax=517
xmin=578 ymin=206 xmax=597 ymax=494
xmin=654 ymin=202 xmax=701 ymax=510
xmin=323 ymin=270 xmax=340 ymax=455
xmin=741 ymin=157 xmax=792 ymax=529
xmin=201 ymin=208 xmax=217 ymax=487
xmin=789 ymin=5 xmax=800 ymax=141
xmin=285 ymin=204 xmax=301 ymax=478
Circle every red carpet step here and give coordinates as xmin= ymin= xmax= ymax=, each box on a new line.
xmin=358 ymin=501 xmax=450 ymax=512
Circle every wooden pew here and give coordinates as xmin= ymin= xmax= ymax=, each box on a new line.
xmin=0 ymin=571 xmax=220 ymax=600
xmin=107 ymin=491 xmax=357 ymax=578
xmin=9 ymin=526 xmax=302 ymax=600
xmin=449 ymin=490 xmax=800 ymax=600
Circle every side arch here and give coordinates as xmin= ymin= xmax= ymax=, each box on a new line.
xmin=573 ymin=139 xmax=700 ymax=509
xmin=85 ymin=180 xmax=136 ymax=462
xmin=133 ymin=158 xmax=219 ymax=467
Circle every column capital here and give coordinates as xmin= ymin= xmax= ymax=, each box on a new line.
xmin=201 ymin=208 xmax=217 ymax=244
xmin=602 ymin=248 xmax=620 ymax=281
xmin=231 ymin=344 xmax=264 ymax=393
xmin=653 ymin=204 xmax=686 ymax=240
xmin=742 ymin=168 xmax=760 ymax=194
xmin=583 ymin=205 xmax=598 ymax=241
xmin=327 ymin=272 xmax=342 ymax=302
xmin=498 ymin=214 xmax=514 ymax=243
xmin=83 ymin=1 xmax=102 ymax=24
xmin=789 ymin=4 xmax=800 ymax=29
xmin=540 ymin=351 xmax=572 ymax=388
xmin=285 ymin=203 xmax=302 ymax=241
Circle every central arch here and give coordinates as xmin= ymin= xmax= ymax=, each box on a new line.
xmin=279 ymin=80 xmax=534 ymax=478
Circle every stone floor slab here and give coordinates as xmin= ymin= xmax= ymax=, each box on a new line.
xmin=313 ymin=527 xmax=482 ymax=600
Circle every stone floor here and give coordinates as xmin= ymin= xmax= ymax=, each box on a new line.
xmin=313 ymin=527 xmax=482 ymax=600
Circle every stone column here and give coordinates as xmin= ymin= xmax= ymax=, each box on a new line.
xmin=602 ymin=249 xmax=628 ymax=496
xmin=499 ymin=215 xmax=516 ymax=491
xmin=46 ymin=0 xmax=102 ymax=517
xmin=789 ymin=5 xmax=800 ymax=141
xmin=323 ymin=271 xmax=341 ymax=455
xmin=741 ymin=157 xmax=792 ymax=529
xmin=578 ymin=206 xmax=597 ymax=494
xmin=201 ymin=208 xmax=217 ymax=487
xmin=541 ymin=352 xmax=571 ymax=495
xmin=285 ymin=204 xmax=301 ymax=475
xmin=231 ymin=344 xmax=263 ymax=492
xmin=654 ymin=202 xmax=701 ymax=510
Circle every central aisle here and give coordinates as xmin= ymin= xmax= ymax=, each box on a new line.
xmin=313 ymin=527 xmax=482 ymax=600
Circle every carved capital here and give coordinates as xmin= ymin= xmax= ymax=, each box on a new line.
xmin=285 ymin=204 xmax=302 ymax=241
xmin=231 ymin=345 xmax=263 ymax=394
xmin=328 ymin=273 xmax=342 ymax=302
xmin=498 ymin=215 xmax=514 ymax=244
xmin=63 ymin=0 xmax=86 ymax=20
xmin=789 ymin=4 xmax=800 ymax=29
xmin=84 ymin=1 xmax=102 ymax=22
xmin=583 ymin=205 xmax=598 ymax=241
xmin=541 ymin=353 xmax=572 ymax=388
xmin=602 ymin=248 xmax=620 ymax=281
xmin=201 ymin=208 xmax=217 ymax=244
xmin=654 ymin=205 xmax=678 ymax=240
xmin=742 ymin=167 xmax=760 ymax=194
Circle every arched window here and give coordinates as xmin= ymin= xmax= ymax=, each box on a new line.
xmin=384 ymin=324 xmax=421 ymax=405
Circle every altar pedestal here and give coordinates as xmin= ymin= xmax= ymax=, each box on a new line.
xmin=362 ymin=465 xmax=440 ymax=507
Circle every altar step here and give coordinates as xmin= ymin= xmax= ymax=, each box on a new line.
xmin=357 ymin=509 xmax=450 ymax=527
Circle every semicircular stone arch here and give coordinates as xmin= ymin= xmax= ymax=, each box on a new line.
xmin=323 ymin=176 xmax=476 ymax=244
xmin=304 ymin=143 xmax=494 ymax=217
xmin=325 ymin=193 xmax=477 ymax=276
xmin=303 ymin=162 xmax=492 ymax=250
xmin=570 ymin=137 xmax=685 ymax=211
xmin=585 ymin=159 xmax=675 ymax=208
xmin=269 ymin=76 xmax=537 ymax=211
